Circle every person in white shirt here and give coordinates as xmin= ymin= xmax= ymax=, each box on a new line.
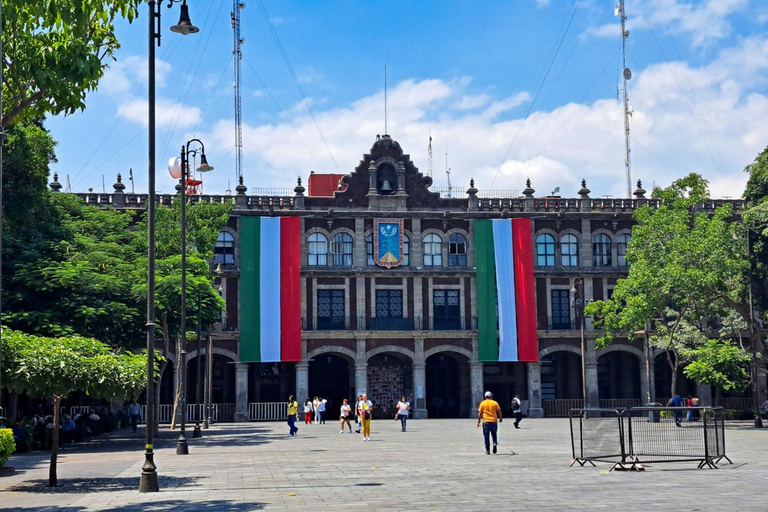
xmin=303 ymin=399 xmax=313 ymax=425
xmin=339 ymin=399 xmax=353 ymax=433
xmin=511 ymin=395 xmax=523 ymax=428
xmin=312 ymin=397 xmax=320 ymax=424
xmin=357 ymin=393 xmax=373 ymax=441
xmin=318 ymin=398 xmax=327 ymax=424
xmin=395 ymin=396 xmax=410 ymax=432
xmin=127 ymin=401 xmax=142 ymax=433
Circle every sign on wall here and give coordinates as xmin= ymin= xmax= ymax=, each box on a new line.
xmin=374 ymin=218 xmax=404 ymax=269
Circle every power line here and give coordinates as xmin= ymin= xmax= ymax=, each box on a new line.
xmin=255 ymin=0 xmax=339 ymax=172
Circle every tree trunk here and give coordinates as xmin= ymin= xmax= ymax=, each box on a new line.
xmin=667 ymin=349 xmax=678 ymax=398
xmin=170 ymin=386 xmax=181 ymax=430
xmin=49 ymin=397 xmax=61 ymax=487
xmin=153 ymin=359 xmax=167 ymax=439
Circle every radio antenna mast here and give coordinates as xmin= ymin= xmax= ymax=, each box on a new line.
xmin=445 ymin=144 xmax=452 ymax=198
xmin=232 ymin=1 xmax=245 ymax=183
xmin=384 ymin=64 xmax=388 ymax=135
xmin=617 ymin=0 xmax=632 ymax=197
xmin=428 ymin=130 xmax=433 ymax=179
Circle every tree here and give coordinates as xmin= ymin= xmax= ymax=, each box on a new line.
xmin=742 ymin=145 xmax=768 ymax=321
xmin=2 ymin=0 xmax=141 ymax=127
xmin=0 ymin=327 xmax=147 ymax=486
xmin=586 ymin=174 xmax=748 ymax=396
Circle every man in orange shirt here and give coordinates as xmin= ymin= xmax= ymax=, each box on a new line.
xmin=477 ymin=391 xmax=502 ymax=455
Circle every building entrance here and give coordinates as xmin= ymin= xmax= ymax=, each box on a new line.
xmin=309 ymin=354 xmax=352 ymax=419
xmin=426 ymin=353 xmax=464 ymax=418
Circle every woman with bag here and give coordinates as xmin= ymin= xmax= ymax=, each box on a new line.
xmin=339 ymin=399 xmax=353 ymax=433
xmin=358 ymin=393 xmax=373 ymax=441
xmin=395 ymin=396 xmax=410 ymax=432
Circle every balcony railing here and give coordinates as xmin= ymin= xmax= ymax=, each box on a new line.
xmin=540 ymin=316 xmax=577 ymax=330
xmin=302 ymin=316 xmax=478 ymax=331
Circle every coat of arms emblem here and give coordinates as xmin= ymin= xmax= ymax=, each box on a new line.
xmin=374 ymin=219 xmax=404 ymax=269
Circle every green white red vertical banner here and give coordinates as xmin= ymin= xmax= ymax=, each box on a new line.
xmin=239 ymin=216 xmax=301 ymax=363
xmin=475 ymin=218 xmax=538 ymax=362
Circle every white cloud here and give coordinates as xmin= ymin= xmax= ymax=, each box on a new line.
xmin=101 ymin=56 xmax=172 ymax=94
xmin=535 ymin=0 xmax=551 ymax=7
xmin=117 ymin=98 xmax=201 ymax=129
xmin=188 ymin=35 xmax=768 ymax=200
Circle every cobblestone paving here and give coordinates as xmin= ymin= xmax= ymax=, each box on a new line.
xmin=2 ymin=418 xmax=767 ymax=511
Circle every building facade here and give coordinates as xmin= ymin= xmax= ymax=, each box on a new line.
xmin=64 ymin=135 xmax=750 ymax=420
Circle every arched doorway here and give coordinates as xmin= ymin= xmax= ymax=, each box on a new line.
xmin=309 ymin=353 xmax=352 ymax=419
xmin=210 ymin=354 xmax=236 ymax=404
xmin=541 ymin=351 xmax=582 ymax=399
xmin=426 ymin=352 xmax=468 ymax=418
xmin=598 ymin=351 xmax=641 ymax=399
xmin=249 ymin=363 xmax=295 ymax=403
xmin=654 ymin=352 xmax=696 ymax=400
xmin=159 ymin=361 xmax=176 ymax=405
xmin=367 ymin=352 xmax=413 ymax=419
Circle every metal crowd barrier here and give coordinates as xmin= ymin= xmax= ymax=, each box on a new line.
xmin=570 ymin=407 xmax=732 ymax=471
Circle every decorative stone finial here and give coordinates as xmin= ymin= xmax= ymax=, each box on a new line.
xmin=466 ymin=178 xmax=478 ymax=197
xmin=522 ymin=178 xmax=535 ymax=198
xmin=633 ymin=179 xmax=646 ymax=199
xmin=50 ymin=172 xmax=62 ymax=192
xmin=235 ymin=174 xmax=247 ymax=195
xmin=294 ymin=177 xmax=305 ymax=196
xmin=113 ymin=173 xmax=126 ymax=193
xmin=578 ymin=179 xmax=591 ymax=198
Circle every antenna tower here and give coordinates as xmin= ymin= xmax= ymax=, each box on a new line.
xmin=428 ymin=131 xmax=433 ymax=178
xmin=445 ymin=144 xmax=452 ymax=198
xmin=617 ymin=0 xmax=632 ymax=197
xmin=384 ymin=64 xmax=388 ymax=135
xmin=232 ymin=1 xmax=245 ymax=183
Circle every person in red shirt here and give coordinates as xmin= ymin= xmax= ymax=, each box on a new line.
xmin=477 ymin=391 xmax=503 ymax=454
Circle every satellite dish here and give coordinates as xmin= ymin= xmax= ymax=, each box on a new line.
xmin=168 ymin=157 xmax=182 ymax=179
xmin=614 ymin=3 xmax=620 ymax=16
xmin=623 ymin=67 xmax=632 ymax=80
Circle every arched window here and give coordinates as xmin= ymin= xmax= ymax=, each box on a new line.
xmin=593 ymin=234 xmax=612 ymax=267
xmin=366 ymin=233 xmax=375 ymax=266
xmin=213 ymin=231 xmax=235 ymax=265
xmin=307 ymin=233 xmax=328 ymax=266
xmin=331 ymin=232 xmax=353 ymax=266
xmin=560 ymin=234 xmax=579 ymax=267
xmin=617 ymin=234 xmax=631 ymax=267
xmin=448 ymin=233 xmax=467 ymax=267
xmin=537 ymin=234 xmax=555 ymax=267
xmin=403 ymin=235 xmax=410 ymax=266
xmin=423 ymin=233 xmax=443 ymax=267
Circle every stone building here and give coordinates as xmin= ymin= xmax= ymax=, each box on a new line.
xmin=63 ymin=134 xmax=750 ymax=421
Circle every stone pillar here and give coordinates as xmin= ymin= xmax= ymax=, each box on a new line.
xmin=526 ymin=362 xmax=544 ymax=418
xmin=696 ymin=382 xmax=712 ymax=406
xmin=234 ymin=363 xmax=249 ymax=422
xmin=355 ymin=364 xmax=368 ymax=396
xmin=353 ymin=218 xmax=366 ymax=267
xmin=585 ymin=339 xmax=600 ymax=409
xmin=470 ymin=362 xmax=484 ymax=418
xmin=295 ymin=362 xmax=309 ymax=402
xmin=412 ymin=336 xmax=427 ymax=418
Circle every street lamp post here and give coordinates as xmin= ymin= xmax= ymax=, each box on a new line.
xmin=169 ymin=139 xmax=213 ymax=455
xmin=571 ymin=278 xmax=588 ymax=409
xmin=746 ymin=232 xmax=764 ymax=429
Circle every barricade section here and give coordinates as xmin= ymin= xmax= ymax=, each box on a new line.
xmin=569 ymin=409 xmax=625 ymax=467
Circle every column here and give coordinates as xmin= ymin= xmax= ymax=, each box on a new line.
xmin=234 ymin=363 xmax=249 ymax=422
xmin=585 ymin=339 xmax=600 ymax=409
xmin=412 ymin=336 xmax=427 ymax=418
xmin=470 ymin=362 xmax=484 ymax=418
xmin=295 ymin=361 xmax=309 ymax=403
xmin=696 ymin=382 xmax=712 ymax=406
xmin=355 ymin=364 xmax=368 ymax=396
xmin=526 ymin=362 xmax=544 ymax=418
xmin=353 ymin=218 xmax=366 ymax=267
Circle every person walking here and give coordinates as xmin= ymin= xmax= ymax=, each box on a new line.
xmin=127 ymin=400 xmax=142 ymax=433
xmin=355 ymin=395 xmax=363 ymax=433
xmin=287 ymin=395 xmax=299 ymax=436
xmin=303 ymin=398 xmax=313 ymax=425
xmin=511 ymin=395 xmax=523 ymax=429
xmin=358 ymin=393 xmax=373 ymax=441
xmin=339 ymin=399 xmax=353 ymax=433
xmin=477 ymin=391 xmax=502 ymax=454
xmin=319 ymin=397 xmax=327 ymax=424
xmin=667 ymin=393 xmax=684 ymax=427
xmin=395 ymin=396 xmax=410 ymax=432
xmin=313 ymin=396 xmax=321 ymax=425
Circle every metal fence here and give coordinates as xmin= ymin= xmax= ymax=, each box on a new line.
xmin=544 ymin=399 xmax=584 ymax=417
xmin=248 ymin=402 xmax=286 ymax=421
xmin=569 ymin=407 xmax=731 ymax=470
xmin=138 ymin=404 xmax=234 ymax=424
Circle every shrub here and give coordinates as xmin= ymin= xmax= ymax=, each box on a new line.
xmin=0 ymin=430 xmax=15 ymax=469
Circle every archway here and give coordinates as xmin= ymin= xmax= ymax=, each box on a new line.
xmin=308 ymin=353 xmax=352 ymax=419
xmin=367 ymin=352 xmax=413 ymax=419
xmin=598 ymin=351 xmax=641 ymax=399
xmin=540 ymin=351 xmax=582 ymax=400
xmin=654 ymin=352 xmax=696 ymax=400
xmin=426 ymin=352 xmax=469 ymax=418
xmin=248 ymin=363 xmax=295 ymax=403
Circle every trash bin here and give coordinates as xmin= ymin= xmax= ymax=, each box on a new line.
xmin=647 ymin=402 xmax=661 ymax=423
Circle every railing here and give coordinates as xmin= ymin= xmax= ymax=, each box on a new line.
xmin=139 ymin=403 xmax=235 ymax=423
xmin=68 ymin=406 xmax=93 ymax=418
xmin=302 ymin=316 xmax=478 ymax=331
xmin=719 ymin=397 xmax=753 ymax=410
xmin=541 ymin=316 xmax=576 ymax=330
xmin=534 ymin=198 xmax=581 ymax=212
xmin=599 ymin=399 xmax=641 ymax=409
xmin=543 ymin=399 xmax=584 ymax=417
xmin=431 ymin=187 xmax=520 ymax=199
xmin=248 ymin=402 xmax=287 ymax=421
xmin=477 ymin=198 xmax=526 ymax=212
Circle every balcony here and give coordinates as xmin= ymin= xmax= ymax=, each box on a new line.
xmin=302 ymin=317 xmax=478 ymax=332
xmin=540 ymin=316 xmax=577 ymax=330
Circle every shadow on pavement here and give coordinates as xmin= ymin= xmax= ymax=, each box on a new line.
xmin=6 ymin=475 xmax=205 ymax=494
xmin=12 ymin=500 xmax=264 ymax=512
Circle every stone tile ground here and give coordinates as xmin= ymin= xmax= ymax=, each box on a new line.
xmin=1 ymin=418 xmax=767 ymax=511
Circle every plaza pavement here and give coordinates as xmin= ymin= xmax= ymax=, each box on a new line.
xmin=1 ymin=417 xmax=767 ymax=511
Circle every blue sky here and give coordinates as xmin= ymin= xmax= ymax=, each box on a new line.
xmin=48 ymin=0 xmax=768 ymax=198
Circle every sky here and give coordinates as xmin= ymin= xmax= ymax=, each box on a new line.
xmin=48 ymin=0 xmax=768 ymax=199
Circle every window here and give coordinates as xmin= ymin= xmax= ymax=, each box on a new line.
xmin=448 ymin=233 xmax=467 ymax=267
xmin=213 ymin=231 xmax=235 ymax=265
xmin=423 ymin=233 xmax=443 ymax=267
xmin=331 ymin=232 xmax=353 ymax=266
xmin=560 ymin=234 xmax=579 ymax=267
xmin=371 ymin=289 xmax=412 ymax=330
xmin=366 ymin=233 xmax=375 ymax=265
xmin=537 ymin=234 xmax=556 ymax=267
xmin=551 ymin=289 xmax=571 ymax=329
xmin=307 ymin=233 xmax=328 ymax=266
xmin=617 ymin=234 xmax=631 ymax=267
xmin=592 ymin=234 xmax=612 ymax=267
xmin=434 ymin=289 xmax=461 ymax=330
xmin=317 ymin=290 xmax=345 ymax=330
xmin=403 ymin=235 xmax=410 ymax=266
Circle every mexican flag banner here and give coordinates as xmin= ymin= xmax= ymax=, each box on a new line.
xmin=475 ymin=218 xmax=538 ymax=362
xmin=240 ymin=216 xmax=301 ymax=362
